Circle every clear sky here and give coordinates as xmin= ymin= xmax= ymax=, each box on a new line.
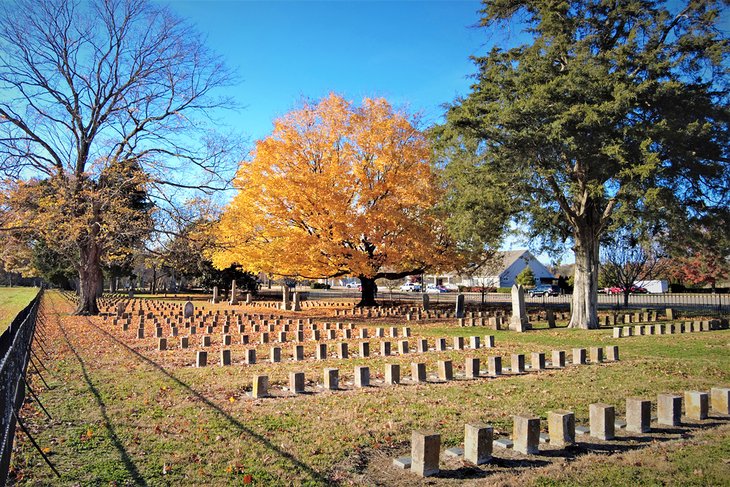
xmin=161 ymin=0 xmax=515 ymax=140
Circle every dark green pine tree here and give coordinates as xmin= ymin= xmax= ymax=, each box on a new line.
xmin=434 ymin=0 xmax=729 ymax=328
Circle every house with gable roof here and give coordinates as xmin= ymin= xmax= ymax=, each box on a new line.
xmin=426 ymin=250 xmax=555 ymax=289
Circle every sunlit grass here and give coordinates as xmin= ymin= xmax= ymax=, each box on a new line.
xmin=0 ymin=287 xmax=38 ymax=332
xmin=10 ymin=292 xmax=729 ymax=486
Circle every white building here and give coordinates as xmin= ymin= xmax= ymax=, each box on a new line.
xmin=427 ymin=250 xmax=555 ymax=289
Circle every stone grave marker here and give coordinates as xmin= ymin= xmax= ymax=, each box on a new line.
xmin=411 ymin=431 xmax=440 ymax=477
xmin=455 ymin=294 xmax=465 ymax=319
xmin=184 ymin=301 xmax=194 ymax=319
xmin=229 ymin=280 xmax=238 ymax=305
xmin=548 ymin=410 xmax=575 ymax=446
xmin=510 ymin=285 xmax=528 ymax=332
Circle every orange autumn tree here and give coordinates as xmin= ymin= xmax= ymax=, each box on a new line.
xmin=213 ymin=94 xmax=451 ymax=306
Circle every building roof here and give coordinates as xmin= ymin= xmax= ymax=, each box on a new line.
xmin=496 ymin=250 xmax=529 ymax=275
xmin=427 ymin=250 xmax=545 ymax=278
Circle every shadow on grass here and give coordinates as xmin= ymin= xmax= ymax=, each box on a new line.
xmin=56 ymin=319 xmax=148 ymax=486
xmin=81 ymin=317 xmax=330 ymax=485
xmin=435 ymin=457 xmax=551 ymax=480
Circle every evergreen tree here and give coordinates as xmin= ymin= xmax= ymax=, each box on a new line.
xmin=434 ymin=0 xmax=729 ymax=328
xmin=515 ymin=267 xmax=536 ymax=287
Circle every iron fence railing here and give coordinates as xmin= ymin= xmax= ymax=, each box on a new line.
xmin=297 ymin=289 xmax=728 ymax=314
xmin=0 ymin=289 xmax=42 ymax=485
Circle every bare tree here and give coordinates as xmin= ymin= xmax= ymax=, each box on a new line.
xmin=0 ymin=0 xmax=238 ymax=314
xmin=601 ymin=229 xmax=666 ymax=306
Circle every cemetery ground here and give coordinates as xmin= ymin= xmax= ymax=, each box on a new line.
xmin=9 ymin=291 xmax=730 ymax=486
xmin=0 ymin=287 xmax=39 ymax=332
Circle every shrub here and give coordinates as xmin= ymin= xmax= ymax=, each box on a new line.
xmin=311 ymin=282 xmax=331 ymax=289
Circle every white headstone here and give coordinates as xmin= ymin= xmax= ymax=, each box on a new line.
xmin=229 ymin=280 xmax=238 ymax=305
xmin=212 ymin=286 xmax=219 ymax=304
xmin=510 ymin=285 xmax=528 ymax=332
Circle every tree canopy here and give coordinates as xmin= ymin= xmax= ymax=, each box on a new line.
xmin=433 ymin=0 xmax=729 ymax=328
xmin=213 ymin=94 xmax=452 ymax=306
xmin=0 ymin=0 xmax=237 ymax=313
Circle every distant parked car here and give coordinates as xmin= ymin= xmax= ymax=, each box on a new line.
xmin=441 ymin=283 xmax=458 ymax=291
xmin=400 ymin=282 xmax=421 ymax=292
xmin=528 ymin=284 xmax=561 ymax=297
xmin=606 ymin=286 xmax=648 ymax=295
xmin=344 ymin=282 xmax=358 ymax=288
xmin=426 ymin=284 xmax=448 ymax=294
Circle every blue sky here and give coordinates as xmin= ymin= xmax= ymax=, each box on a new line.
xmin=162 ymin=0 xmax=511 ymax=139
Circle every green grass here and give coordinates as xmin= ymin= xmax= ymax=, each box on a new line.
xmin=0 ymin=287 xmax=38 ymax=332
xmin=10 ymin=292 xmax=730 ymax=486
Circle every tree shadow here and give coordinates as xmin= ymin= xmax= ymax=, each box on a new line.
xmin=435 ymin=456 xmax=551 ymax=480
xmin=83 ymin=318 xmax=330 ymax=485
xmin=57 ymin=320 xmax=147 ymax=486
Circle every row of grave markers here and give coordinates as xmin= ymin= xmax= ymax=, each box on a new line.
xmin=191 ymin=347 xmax=619 ymax=394
xmin=397 ymin=387 xmax=730 ymax=477
xmin=613 ymin=318 xmax=727 ymax=337
xmin=193 ymin=343 xmax=618 ymax=370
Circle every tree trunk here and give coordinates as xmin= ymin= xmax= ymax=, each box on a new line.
xmin=623 ymin=289 xmax=631 ymax=307
xmin=356 ymin=275 xmax=378 ymax=307
xmin=76 ymin=240 xmax=102 ymax=315
xmin=568 ymin=232 xmax=600 ymax=329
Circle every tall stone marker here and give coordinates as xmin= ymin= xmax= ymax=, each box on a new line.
xmin=282 ymin=286 xmax=291 ymax=310
xmin=229 ymin=280 xmax=239 ymax=305
xmin=510 ymin=285 xmax=528 ymax=332
xmin=292 ymin=292 xmax=302 ymax=311
xmin=546 ymin=309 xmax=556 ymax=328
xmin=183 ymin=301 xmax=194 ymax=319
xmin=212 ymin=286 xmax=219 ymax=304
xmin=455 ymin=294 xmax=465 ymax=319
xmin=422 ymin=293 xmax=430 ymax=312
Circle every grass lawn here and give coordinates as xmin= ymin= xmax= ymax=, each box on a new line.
xmin=0 ymin=287 xmax=38 ymax=333
xmin=9 ymin=291 xmax=730 ymax=486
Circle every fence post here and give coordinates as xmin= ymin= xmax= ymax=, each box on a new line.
xmin=0 ymin=289 xmax=49 ymax=484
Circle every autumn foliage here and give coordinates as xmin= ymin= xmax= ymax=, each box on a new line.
xmin=667 ymin=252 xmax=730 ymax=291
xmin=213 ymin=94 xmax=450 ymax=305
xmin=0 ymin=161 xmax=153 ymax=300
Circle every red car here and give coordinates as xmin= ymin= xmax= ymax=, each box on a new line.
xmin=606 ymin=286 xmax=648 ymax=294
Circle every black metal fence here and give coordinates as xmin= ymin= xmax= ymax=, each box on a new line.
xmin=301 ymin=289 xmax=729 ymax=314
xmin=0 ymin=289 xmax=42 ymax=485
